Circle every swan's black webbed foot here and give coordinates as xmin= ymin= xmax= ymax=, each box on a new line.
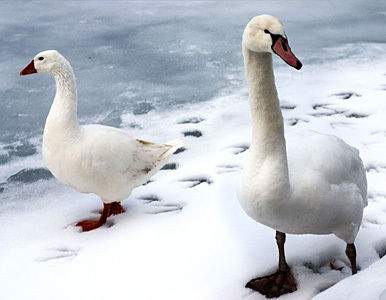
xmin=246 ymin=269 xmax=297 ymax=298
xmin=246 ymin=231 xmax=297 ymax=298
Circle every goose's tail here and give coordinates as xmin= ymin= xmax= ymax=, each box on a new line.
xmin=134 ymin=138 xmax=184 ymax=187
xmin=162 ymin=139 xmax=184 ymax=157
xmin=150 ymin=139 xmax=183 ymax=178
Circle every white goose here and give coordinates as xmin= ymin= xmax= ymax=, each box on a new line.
xmin=237 ymin=15 xmax=367 ymax=297
xmin=20 ymin=50 xmax=183 ymax=232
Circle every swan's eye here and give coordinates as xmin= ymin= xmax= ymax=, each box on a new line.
xmin=38 ymin=57 xmax=44 ymax=61
xmin=264 ymin=29 xmax=270 ymax=34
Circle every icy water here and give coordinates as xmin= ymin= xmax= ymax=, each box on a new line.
xmin=1 ymin=1 xmax=385 ymax=146
xmin=2 ymin=1 xmax=386 ymax=300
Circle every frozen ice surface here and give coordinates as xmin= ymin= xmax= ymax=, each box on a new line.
xmin=1 ymin=1 xmax=386 ymax=299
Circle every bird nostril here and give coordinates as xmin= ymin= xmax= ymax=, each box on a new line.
xmin=282 ymin=41 xmax=288 ymax=52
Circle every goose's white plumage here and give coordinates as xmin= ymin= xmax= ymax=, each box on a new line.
xmin=21 ymin=50 xmax=182 ymax=230
xmin=237 ymin=15 xmax=367 ymax=297
xmin=238 ymin=15 xmax=367 ymax=245
xmin=44 ymin=123 xmax=181 ymax=203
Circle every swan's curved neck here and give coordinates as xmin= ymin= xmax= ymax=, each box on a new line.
xmin=243 ymin=46 xmax=290 ymax=194
xmin=243 ymin=48 xmax=282 ymax=135
xmin=45 ymin=64 xmax=80 ymax=136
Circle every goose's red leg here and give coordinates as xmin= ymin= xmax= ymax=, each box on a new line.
xmin=109 ymin=201 xmax=125 ymax=216
xmin=76 ymin=203 xmax=112 ymax=232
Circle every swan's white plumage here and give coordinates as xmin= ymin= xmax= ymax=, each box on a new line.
xmin=238 ymin=15 xmax=367 ymax=244
xmin=242 ymin=130 xmax=367 ymax=243
xmin=33 ymin=50 xmax=182 ymax=204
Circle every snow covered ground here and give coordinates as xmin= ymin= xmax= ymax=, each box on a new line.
xmin=1 ymin=1 xmax=386 ymax=299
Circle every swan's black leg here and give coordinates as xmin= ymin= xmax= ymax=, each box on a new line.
xmin=276 ymin=231 xmax=290 ymax=271
xmin=246 ymin=231 xmax=297 ymax=298
xmin=346 ymin=243 xmax=357 ymax=274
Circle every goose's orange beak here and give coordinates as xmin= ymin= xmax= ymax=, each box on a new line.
xmin=20 ymin=60 xmax=37 ymax=76
xmin=272 ymin=37 xmax=302 ymax=70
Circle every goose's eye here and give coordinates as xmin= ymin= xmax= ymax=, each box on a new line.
xmin=38 ymin=57 xmax=44 ymax=61
xmin=264 ymin=29 xmax=269 ymax=34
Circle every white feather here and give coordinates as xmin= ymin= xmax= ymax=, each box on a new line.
xmin=34 ymin=50 xmax=182 ymax=203
xmin=238 ymin=16 xmax=367 ymax=244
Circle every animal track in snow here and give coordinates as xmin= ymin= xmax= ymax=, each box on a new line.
xmin=311 ymin=104 xmax=345 ymax=117
xmin=225 ymin=144 xmax=249 ymax=155
xmin=161 ymin=163 xmax=178 ymax=170
xmin=312 ymin=104 xmax=329 ymax=110
xmin=145 ymin=203 xmax=183 ymax=214
xmin=280 ymin=103 xmax=296 ymax=110
xmin=138 ymin=194 xmax=161 ymax=203
xmin=286 ymin=118 xmax=309 ymax=126
xmin=346 ymin=113 xmax=368 ymax=118
xmin=183 ymin=130 xmax=202 ymax=138
xmin=177 ymin=117 xmax=204 ymax=124
xmin=311 ymin=108 xmax=345 ymax=117
xmin=37 ymin=248 xmax=78 ymax=262
xmin=139 ymin=194 xmax=182 ymax=214
xmin=303 ymin=262 xmax=324 ymax=275
xmin=216 ymin=164 xmax=242 ymax=174
xmin=303 ymin=259 xmax=347 ymax=275
xmin=178 ymin=176 xmax=213 ymax=188
xmin=330 ymin=92 xmax=361 ymax=100
xmin=142 ymin=179 xmax=154 ymax=186
xmin=174 ymin=147 xmax=186 ymax=154
xmin=310 ymin=105 xmax=367 ymax=119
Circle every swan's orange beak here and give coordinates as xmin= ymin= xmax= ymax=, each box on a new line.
xmin=20 ymin=60 xmax=37 ymax=76
xmin=272 ymin=37 xmax=302 ymax=70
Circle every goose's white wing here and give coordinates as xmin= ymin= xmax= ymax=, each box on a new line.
xmin=80 ymin=124 xmax=181 ymax=181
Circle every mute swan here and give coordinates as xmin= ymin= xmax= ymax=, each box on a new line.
xmin=20 ymin=50 xmax=183 ymax=232
xmin=238 ymin=15 xmax=367 ymax=298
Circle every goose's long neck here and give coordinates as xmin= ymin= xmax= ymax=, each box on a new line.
xmin=243 ymin=47 xmax=290 ymax=195
xmin=45 ymin=64 xmax=80 ymax=137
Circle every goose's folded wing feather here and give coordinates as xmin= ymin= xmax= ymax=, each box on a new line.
xmin=132 ymin=139 xmax=173 ymax=173
xmin=80 ymin=125 xmax=172 ymax=178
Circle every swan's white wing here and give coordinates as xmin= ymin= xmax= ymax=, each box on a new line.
xmin=286 ymin=130 xmax=367 ymax=207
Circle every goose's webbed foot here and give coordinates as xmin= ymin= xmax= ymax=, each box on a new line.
xmin=109 ymin=201 xmax=125 ymax=216
xmin=76 ymin=203 xmax=112 ymax=232
xmin=76 ymin=219 xmax=106 ymax=232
